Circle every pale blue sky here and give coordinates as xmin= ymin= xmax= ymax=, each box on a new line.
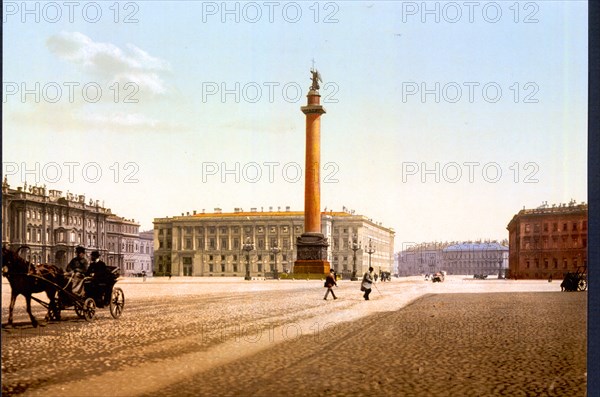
xmin=3 ymin=1 xmax=588 ymax=249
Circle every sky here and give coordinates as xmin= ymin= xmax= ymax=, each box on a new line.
xmin=2 ymin=1 xmax=588 ymax=250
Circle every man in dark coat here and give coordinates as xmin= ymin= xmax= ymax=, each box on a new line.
xmin=86 ymin=251 xmax=112 ymax=306
xmin=323 ymin=269 xmax=338 ymax=300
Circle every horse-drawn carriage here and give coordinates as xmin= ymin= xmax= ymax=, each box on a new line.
xmin=56 ymin=266 xmax=125 ymax=321
xmin=561 ymin=266 xmax=587 ymax=292
xmin=2 ymin=245 xmax=125 ymax=327
xmin=432 ymin=271 xmax=446 ymax=283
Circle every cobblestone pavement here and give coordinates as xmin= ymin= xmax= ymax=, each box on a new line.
xmin=1 ymin=277 xmax=585 ymax=396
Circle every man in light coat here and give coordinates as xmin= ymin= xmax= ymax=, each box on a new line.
xmin=362 ymin=267 xmax=374 ymax=300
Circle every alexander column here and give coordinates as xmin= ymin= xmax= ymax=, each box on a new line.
xmin=293 ymin=68 xmax=330 ymax=275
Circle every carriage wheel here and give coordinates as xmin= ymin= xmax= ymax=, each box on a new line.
xmin=74 ymin=305 xmax=85 ymax=318
xmin=110 ymin=288 xmax=125 ymax=319
xmin=83 ymin=298 xmax=96 ymax=322
xmin=74 ymin=299 xmax=86 ymax=318
xmin=577 ymin=278 xmax=587 ymax=291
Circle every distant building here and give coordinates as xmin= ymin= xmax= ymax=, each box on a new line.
xmin=106 ymin=214 xmax=139 ymax=274
xmin=153 ymin=208 xmax=395 ymax=277
xmin=507 ymin=201 xmax=588 ymax=279
xmin=443 ymin=243 xmax=508 ymax=276
xmin=397 ymin=241 xmax=508 ymax=277
xmin=397 ymin=243 xmax=444 ymax=276
xmin=1 ymin=178 xmax=150 ymax=275
xmin=139 ymin=230 xmax=154 ymax=276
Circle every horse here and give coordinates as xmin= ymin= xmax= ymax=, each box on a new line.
xmin=2 ymin=245 xmax=65 ymax=327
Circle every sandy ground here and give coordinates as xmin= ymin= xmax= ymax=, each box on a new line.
xmin=1 ymin=276 xmax=586 ymax=396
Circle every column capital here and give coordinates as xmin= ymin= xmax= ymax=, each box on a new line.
xmin=301 ymin=105 xmax=326 ymax=115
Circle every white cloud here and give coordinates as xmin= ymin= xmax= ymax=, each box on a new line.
xmin=46 ymin=32 xmax=170 ymax=96
xmin=6 ymin=102 xmax=183 ymax=133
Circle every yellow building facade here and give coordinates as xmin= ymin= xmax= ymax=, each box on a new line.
xmin=153 ymin=208 xmax=395 ymax=278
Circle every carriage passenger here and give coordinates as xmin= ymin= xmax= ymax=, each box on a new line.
xmin=66 ymin=246 xmax=88 ymax=296
xmin=87 ymin=251 xmax=112 ymax=307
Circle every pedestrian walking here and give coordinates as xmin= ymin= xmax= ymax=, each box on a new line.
xmin=361 ymin=267 xmax=374 ymax=300
xmin=323 ymin=269 xmax=338 ymax=300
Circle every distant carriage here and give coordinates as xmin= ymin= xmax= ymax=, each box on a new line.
xmin=432 ymin=271 xmax=445 ymax=283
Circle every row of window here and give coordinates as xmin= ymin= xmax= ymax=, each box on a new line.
xmin=524 ymin=257 xmax=586 ymax=269
xmin=204 ymin=253 xmax=289 ymax=262
xmin=123 ymin=261 xmax=151 ymax=271
xmin=25 ymin=210 xmax=138 ymax=234
xmin=522 ymin=235 xmax=587 ymax=249
xmin=401 ymin=252 xmax=505 ymax=260
xmin=26 ymin=227 xmax=101 ymax=247
xmin=161 ymin=237 xmax=293 ymax=251
xmin=333 ymin=227 xmax=358 ymax=235
xmin=204 ymin=263 xmax=281 ymax=273
xmin=107 ymin=223 xmax=138 ymax=234
xmin=26 ymin=210 xmax=102 ymax=229
xmin=104 ymin=239 xmax=152 ymax=253
xmin=25 ymin=253 xmax=51 ymax=264
xmin=160 ymin=225 xmax=301 ymax=236
xmin=523 ymin=220 xmax=587 ymax=234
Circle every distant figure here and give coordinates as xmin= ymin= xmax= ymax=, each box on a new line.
xmin=142 ymin=270 xmax=147 ymax=282
xmin=548 ymin=275 xmax=553 ymax=283
xmin=361 ymin=267 xmax=374 ymax=300
xmin=323 ymin=269 xmax=338 ymax=300
xmin=168 ymin=272 xmax=172 ymax=280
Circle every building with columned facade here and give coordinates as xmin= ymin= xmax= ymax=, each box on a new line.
xmin=153 ymin=207 xmax=395 ymax=278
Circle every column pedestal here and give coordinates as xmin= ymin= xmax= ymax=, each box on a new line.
xmin=293 ymin=232 xmax=330 ymax=274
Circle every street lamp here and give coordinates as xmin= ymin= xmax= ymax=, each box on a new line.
xmin=270 ymin=241 xmax=280 ymax=279
xmin=350 ymin=234 xmax=361 ymax=281
xmin=366 ymin=238 xmax=376 ymax=272
xmin=243 ymin=237 xmax=254 ymax=280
